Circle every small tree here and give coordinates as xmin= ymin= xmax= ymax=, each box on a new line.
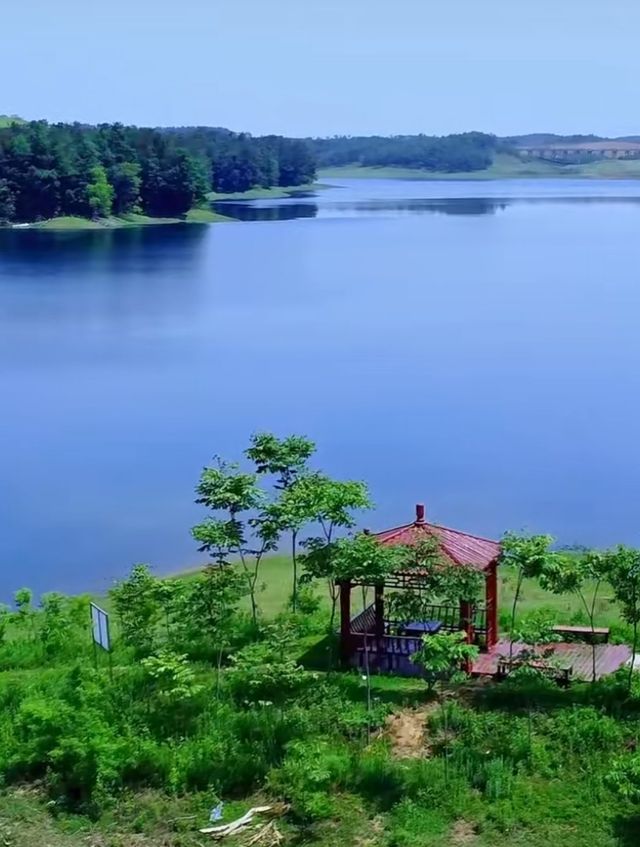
xmin=172 ymin=565 xmax=247 ymax=693
xmin=500 ymin=532 xmax=554 ymax=658
xmin=86 ymin=164 xmax=114 ymax=218
xmin=385 ymin=539 xmax=483 ymax=625
xmin=246 ymin=433 xmax=315 ymax=611
xmin=227 ymin=622 xmax=312 ymax=715
xmin=110 ymin=564 xmax=162 ymax=656
xmin=541 ymin=550 xmax=608 ymax=683
xmin=411 ymin=631 xmax=478 ymax=782
xmin=604 ymin=545 xmax=640 ymax=690
xmin=300 ymin=478 xmax=372 ymax=627
xmin=192 ymin=458 xmax=276 ymax=625
xmin=329 ymin=533 xmax=400 ymax=734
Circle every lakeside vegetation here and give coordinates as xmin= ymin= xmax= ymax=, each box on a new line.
xmin=0 ymin=121 xmax=315 ymax=227
xmin=3 ymin=433 xmax=640 ymax=845
xmin=320 ymin=153 xmax=640 ymax=181
xmin=207 ymin=182 xmax=323 ymax=201
xmin=24 ymin=208 xmax=233 ymax=231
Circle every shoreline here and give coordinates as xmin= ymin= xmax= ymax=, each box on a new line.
xmin=5 ymin=208 xmax=235 ymax=232
xmin=319 ymin=154 xmax=640 ymax=182
xmin=207 ymin=181 xmax=328 ymax=201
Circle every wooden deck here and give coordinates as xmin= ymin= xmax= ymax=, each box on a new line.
xmin=471 ymin=638 xmax=632 ymax=682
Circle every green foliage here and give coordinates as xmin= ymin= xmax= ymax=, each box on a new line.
xmin=227 ymin=625 xmax=313 ymax=707
xmin=245 ymin=432 xmax=316 ymax=488
xmin=110 ymin=564 xmax=161 ymax=656
xmin=86 ymin=164 xmax=114 ymax=218
xmin=271 ymin=739 xmax=352 ymax=820
xmin=312 ymin=131 xmax=496 ymax=172
xmin=0 ymin=120 xmax=316 ymax=224
xmin=411 ymin=630 xmax=479 ymax=690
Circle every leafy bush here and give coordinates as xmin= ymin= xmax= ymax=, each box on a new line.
xmin=270 ymin=739 xmax=352 ymax=821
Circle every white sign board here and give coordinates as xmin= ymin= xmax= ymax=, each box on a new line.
xmin=90 ymin=603 xmax=111 ymax=652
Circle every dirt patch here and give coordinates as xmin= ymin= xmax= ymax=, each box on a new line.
xmin=383 ymin=705 xmax=437 ymax=758
xmin=449 ymin=819 xmax=477 ymax=845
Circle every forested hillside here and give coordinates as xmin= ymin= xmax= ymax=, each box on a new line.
xmin=311 ymin=131 xmax=497 ymax=172
xmin=0 ymin=121 xmax=316 ymax=224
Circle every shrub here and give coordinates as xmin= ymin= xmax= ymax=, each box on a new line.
xmin=270 ymin=739 xmax=352 ymax=821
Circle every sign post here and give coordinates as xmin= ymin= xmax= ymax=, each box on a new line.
xmin=90 ymin=602 xmax=113 ymax=679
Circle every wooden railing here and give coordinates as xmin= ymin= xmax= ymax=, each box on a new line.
xmin=349 ymin=603 xmax=487 ymax=637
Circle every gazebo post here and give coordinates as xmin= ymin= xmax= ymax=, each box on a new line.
xmin=374 ymin=583 xmax=385 ymax=640
xmin=459 ymin=598 xmax=475 ymax=646
xmin=485 ymin=562 xmax=498 ymax=649
xmin=339 ymin=580 xmax=352 ymax=664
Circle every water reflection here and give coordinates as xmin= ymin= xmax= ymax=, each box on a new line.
xmin=214 ymin=192 xmax=640 ymax=222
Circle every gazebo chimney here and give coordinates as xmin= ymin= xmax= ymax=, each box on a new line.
xmin=415 ymin=503 xmax=425 ymax=524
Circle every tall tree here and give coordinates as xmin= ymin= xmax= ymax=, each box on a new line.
xmin=86 ymin=164 xmax=114 ymax=218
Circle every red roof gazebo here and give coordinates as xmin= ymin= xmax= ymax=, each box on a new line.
xmin=339 ymin=504 xmax=501 ymax=674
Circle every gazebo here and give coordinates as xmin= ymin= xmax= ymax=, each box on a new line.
xmin=339 ymin=504 xmax=501 ymax=674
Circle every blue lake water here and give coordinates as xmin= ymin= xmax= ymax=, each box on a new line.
xmin=2 ymin=178 xmax=640 ymax=598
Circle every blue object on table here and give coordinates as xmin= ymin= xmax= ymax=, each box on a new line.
xmin=402 ymin=620 xmax=442 ymax=635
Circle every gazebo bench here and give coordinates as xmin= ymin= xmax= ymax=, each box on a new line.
xmin=551 ymin=624 xmax=610 ymax=643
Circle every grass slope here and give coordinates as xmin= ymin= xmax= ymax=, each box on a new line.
xmin=320 ymin=153 xmax=640 ymax=181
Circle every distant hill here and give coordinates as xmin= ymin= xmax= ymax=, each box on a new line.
xmin=0 ymin=115 xmax=25 ymax=127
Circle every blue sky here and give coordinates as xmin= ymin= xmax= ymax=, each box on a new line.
xmin=3 ymin=0 xmax=639 ymax=137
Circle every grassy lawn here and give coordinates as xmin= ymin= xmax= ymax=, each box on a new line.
xmin=319 ymin=153 xmax=640 ymax=181
xmin=171 ymin=554 xmax=626 ymax=642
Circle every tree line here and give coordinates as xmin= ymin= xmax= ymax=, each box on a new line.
xmin=0 ymin=121 xmax=316 ymax=224
xmin=311 ymin=131 xmax=497 ymax=172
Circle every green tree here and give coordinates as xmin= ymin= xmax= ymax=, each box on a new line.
xmin=172 ymin=565 xmax=247 ymax=692
xmin=246 ymin=433 xmax=315 ymax=610
xmin=110 ymin=564 xmax=162 ymax=656
xmin=109 ymin=161 xmax=141 ymax=214
xmin=192 ymin=458 xmax=276 ymax=625
xmin=328 ymin=533 xmax=400 ymax=733
xmin=0 ymin=179 xmax=15 ymax=222
xmin=411 ymin=630 xmax=478 ymax=783
xmin=86 ymin=164 xmax=114 ymax=218
xmin=541 ymin=550 xmax=609 ymax=683
xmin=300 ymin=478 xmax=372 ymax=628
xmin=500 ymin=532 xmax=554 ymax=658
xmin=604 ymin=545 xmax=640 ymax=689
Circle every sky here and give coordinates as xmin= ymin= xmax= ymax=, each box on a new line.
xmin=3 ymin=0 xmax=640 ymax=138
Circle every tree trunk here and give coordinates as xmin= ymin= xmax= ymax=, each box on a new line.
xmin=629 ymin=616 xmax=638 ymax=691
xmin=361 ymin=586 xmax=372 ymax=743
xmin=291 ymin=531 xmax=298 ymax=613
xmin=509 ymin=570 xmax=524 ymax=660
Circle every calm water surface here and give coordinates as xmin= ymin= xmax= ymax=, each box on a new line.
xmin=3 ymin=178 xmax=640 ymax=596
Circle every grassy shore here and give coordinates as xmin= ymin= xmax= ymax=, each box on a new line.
xmin=208 ymin=182 xmax=326 ymax=201
xmin=9 ymin=208 xmax=234 ymax=231
xmin=320 ymin=153 xmax=640 ymax=181
xmin=171 ymin=553 xmax=625 ymax=636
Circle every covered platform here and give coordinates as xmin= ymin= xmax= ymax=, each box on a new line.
xmin=339 ymin=504 xmax=501 ymax=673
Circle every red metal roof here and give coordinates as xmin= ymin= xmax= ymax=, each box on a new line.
xmin=373 ymin=504 xmax=500 ymax=572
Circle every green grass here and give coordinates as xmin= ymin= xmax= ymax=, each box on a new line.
xmin=172 ymin=555 xmax=626 ymax=637
xmin=319 ymin=153 xmax=640 ymax=181
xmin=184 ymin=207 xmax=234 ymax=223
xmin=14 ymin=208 xmax=234 ymax=231
xmin=207 ymin=182 xmax=326 ymax=201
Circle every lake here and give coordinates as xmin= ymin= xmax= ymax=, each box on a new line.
xmin=2 ymin=177 xmax=640 ymax=598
